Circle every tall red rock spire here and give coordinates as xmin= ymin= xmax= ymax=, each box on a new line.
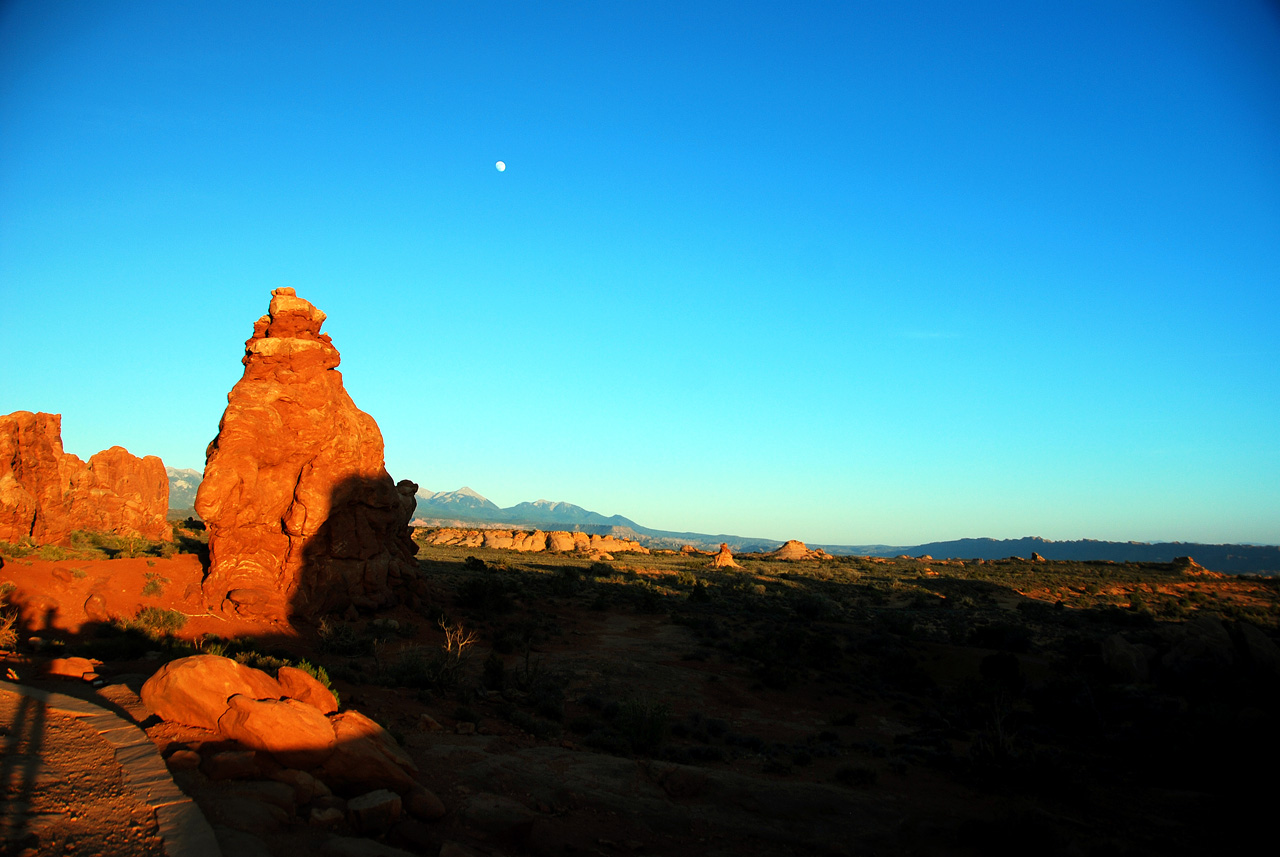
xmin=196 ymin=288 xmax=418 ymax=620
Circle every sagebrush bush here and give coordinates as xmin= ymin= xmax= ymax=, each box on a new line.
xmin=120 ymin=606 xmax=187 ymax=639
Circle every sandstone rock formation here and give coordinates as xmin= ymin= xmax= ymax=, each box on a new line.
xmin=196 ymin=288 xmax=420 ymax=620
xmin=768 ymin=540 xmax=832 ymax=561
xmin=141 ymin=655 xmax=422 ymax=799
xmin=421 ymin=527 xmax=649 ymax=555
xmin=142 ymin=654 xmax=284 ymax=732
xmin=0 ymin=411 xmax=170 ymax=545
xmin=711 ymin=543 xmax=742 ymax=569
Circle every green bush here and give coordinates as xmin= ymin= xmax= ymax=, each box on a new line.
xmin=142 ymin=572 xmax=168 ymax=597
xmin=0 ymin=595 xmax=18 ymax=650
xmin=317 ymin=617 xmax=366 ymax=654
xmin=119 ymin=606 xmax=187 ymax=640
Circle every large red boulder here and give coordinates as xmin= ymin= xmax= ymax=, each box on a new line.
xmin=195 ymin=288 xmax=419 ymax=621
xmin=318 ymin=710 xmax=419 ymax=793
xmin=140 ymin=654 xmax=283 ymax=732
xmin=217 ymin=694 xmax=337 ymax=769
xmin=0 ymin=411 xmax=170 ymax=545
xmin=277 ymin=665 xmax=339 ymax=714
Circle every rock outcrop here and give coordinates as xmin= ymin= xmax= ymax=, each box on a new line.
xmin=0 ymin=411 xmax=170 ymax=545
xmin=196 ymin=288 xmax=420 ymax=620
xmin=142 ymin=655 xmax=422 ymax=798
xmin=421 ymin=527 xmax=649 ymax=555
xmin=711 ymin=543 xmax=742 ymax=569
xmin=768 ymin=540 xmax=832 ymax=561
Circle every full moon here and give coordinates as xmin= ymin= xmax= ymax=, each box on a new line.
xmin=495 ymin=161 xmax=506 ymax=172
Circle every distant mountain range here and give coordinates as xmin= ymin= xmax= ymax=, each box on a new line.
xmin=413 ymin=488 xmax=783 ymax=552
xmin=889 ymin=536 xmax=1280 ymax=576
xmin=166 ymin=466 xmax=201 ymax=510
xmin=414 ymin=488 xmax=1280 ymax=574
xmin=164 ymin=474 xmax=1279 ymax=574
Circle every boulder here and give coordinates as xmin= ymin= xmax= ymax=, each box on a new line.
xmin=546 ymin=531 xmax=577 ymax=552
xmin=710 ymin=543 xmax=741 ymax=569
xmin=141 ymin=654 xmax=283 ymax=732
xmin=277 ymin=665 xmax=340 ymax=714
xmin=404 ymin=785 xmax=446 ymax=820
xmin=218 ymin=694 xmax=338 ymax=769
xmin=196 ymin=288 xmax=419 ymax=621
xmin=201 ymin=749 xmax=265 ymax=781
xmin=165 ymin=749 xmax=202 ymax=771
xmin=46 ymin=656 xmax=99 ymax=681
xmin=319 ymin=710 xmax=418 ymax=793
xmin=0 ymin=411 xmax=170 ymax=545
xmin=272 ymin=768 xmax=331 ymax=804
xmin=347 ymin=789 xmax=402 ymax=834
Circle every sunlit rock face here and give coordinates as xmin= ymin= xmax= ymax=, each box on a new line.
xmin=711 ymin=543 xmax=742 ymax=568
xmin=0 ymin=411 xmax=170 ymax=545
xmin=196 ymin=288 xmax=418 ymax=620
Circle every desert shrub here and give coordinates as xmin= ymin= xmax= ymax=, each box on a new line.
xmin=121 ymin=606 xmax=187 ymax=639
xmin=383 ymin=646 xmax=441 ymax=688
xmin=196 ymin=634 xmax=229 ymax=657
xmin=688 ymin=581 xmax=711 ymax=602
xmin=384 ymin=620 xmax=477 ymax=690
xmin=463 ymin=555 xmax=487 ymax=571
xmin=550 ymin=565 xmax=582 ymax=595
xmin=0 ymin=538 xmax=36 ymax=559
xmin=0 ymin=594 xmax=18 ymax=650
xmin=794 ymin=592 xmax=840 ymax=620
xmin=142 ymin=572 xmax=168 ymax=597
xmin=234 ymin=650 xmax=289 ymax=673
xmin=317 ymin=617 xmax=365 ymax=655
xmin=37 ymin=545 xmax=67 ymax=561
xmin=585 ymin=562 xmax=615 ymax=578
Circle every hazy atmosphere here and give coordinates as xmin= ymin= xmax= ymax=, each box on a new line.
xmin=2 ymin=0 xmax=1277 ymax=546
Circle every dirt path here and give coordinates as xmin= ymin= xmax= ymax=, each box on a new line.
xmin=0 ymin=689 xmax=164 ymax=856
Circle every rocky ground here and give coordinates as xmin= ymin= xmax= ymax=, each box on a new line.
xmin=2 ymin=533 xmax=1279 ymax=856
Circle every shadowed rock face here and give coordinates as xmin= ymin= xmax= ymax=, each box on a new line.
xmin=0 ymin=411 xmax=170 ymax=544
xmin=196 ymin=288 xmax=418 ymax=620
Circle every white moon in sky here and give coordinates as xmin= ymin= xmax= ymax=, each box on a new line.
xmin=495 ymin=161 xmax=506 ymax=171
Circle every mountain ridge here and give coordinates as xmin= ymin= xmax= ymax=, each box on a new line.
xmin=165 ymin=476 xmax=1279 ymax=574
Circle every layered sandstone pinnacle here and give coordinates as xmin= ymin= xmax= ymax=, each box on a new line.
xmin=711 ymin=543 xmax=742 ymax=569
xmin=196 ymin=288 xmax=419 ymax=619
xmin=0 ymin=411 xmax=170 ymax=544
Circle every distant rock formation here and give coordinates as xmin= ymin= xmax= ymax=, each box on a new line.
xmin=711 ymin=543 xmax=742 ymax=569
xmin=769 ymin=540 xmax=832 ymax=561
xmin=420 ymin=527 xmax=649 ymax=555
xmin=0 ymin=411 xmax=170 ymax=544
xmin=196 ymin=288 xmax=420 ymax=620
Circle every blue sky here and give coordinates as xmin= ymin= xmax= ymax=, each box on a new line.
xmin=2 ymin=1 xmax=1278 ymax=546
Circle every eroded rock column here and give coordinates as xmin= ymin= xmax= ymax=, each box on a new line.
xmin=196 ymin=288 xmax=419 ymax=620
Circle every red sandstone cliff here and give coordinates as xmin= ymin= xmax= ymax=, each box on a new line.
xmin=0 ymin=411 xmax=170 ymax=544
